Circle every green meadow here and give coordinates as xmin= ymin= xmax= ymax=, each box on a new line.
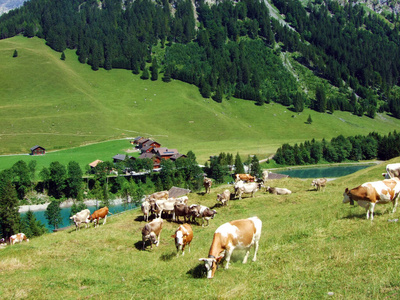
xmin=2 ymin=36 xmax=400 ymax=167
xmin=1 ymin=158 xmax=400 ymax=299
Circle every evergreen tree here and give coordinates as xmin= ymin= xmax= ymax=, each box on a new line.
xmin=67 ymin=161 xmax=83 ymax=199
xmin=141 ymin=67 xmax=150 ymax=80
xmin=44 ymin=199 xmax=62 ymax=230
xmin=234 ymin=153 xmax=245 ymax=174
xmin=13 ymin=49 xmax=18 ymax=57
xmin=162 ymin=67 xmax=172 ymax=83
xmin=0 ymin=173 xmax=20 ymax=238
xmin=315 ymin=84 xmax=326 ymax=113
xmin=21 ymin=210 xmax=47 ymax=237
xmin=250 ymin=155 xmax=262 ymax=178
xmin=49 ymin=161 xmax=66 ymax=199
xmin=307 ymin=114 xmax=313 ymax=124
xmin=151 ymin=57 xmax=158 ymax=81
xmin=60 ymin=51 xmax=66 ymax=61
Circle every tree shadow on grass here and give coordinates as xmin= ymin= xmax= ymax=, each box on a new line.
xmin=187 ymin=264 xmax=206 ymax=279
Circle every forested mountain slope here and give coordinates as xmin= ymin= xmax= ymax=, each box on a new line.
xmin=1 ymin=0 xmax=400 ymax=118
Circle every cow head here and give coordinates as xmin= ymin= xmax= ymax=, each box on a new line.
xmin=172 ymin=229 xmax=184 ymax=251
xmin=342 ymin=188 xmax=354 ymax=205
xmin=199 ymin=257 xmax=217 ymax=279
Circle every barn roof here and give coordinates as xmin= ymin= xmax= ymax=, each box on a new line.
xmin=113 ymin=154 xmax=127 ymax=161
xmin=168 ymin=186 xmax=191 ymax=198
xmin=30 ymin=145 xmax=45 ymax=151
xmin=89 ymin=159 xmax=103 ymax=168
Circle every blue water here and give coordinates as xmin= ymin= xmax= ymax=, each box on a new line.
xmin=20 ymin=202 xmax=138 ymax=232
xmin=275 ymin=164 xmax=371 ymax=179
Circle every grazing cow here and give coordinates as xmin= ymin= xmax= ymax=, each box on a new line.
xmin=216 ymin=189 xmax=231 ymax=206
xmin=141 ymin=201 xmax=151 ymax=222
xmin=382 ymin=163 xmax=400 ymax=179
xmin=10 ymin=233 xmax=29 ymax=245
xmin=234 ymin=173 xmax=256 ymax=183
xmin=199 ymin=216 xmax=262 ymax=279
xmin=234 ymin=180 xmax=261 ymax=199
xmin=174 ymin=203 xmax=192 ymax=223
xmin=204 ymin=177 xmax=212 ymax=194
xmin=89 ymin=206 xmax=111 ymax=228
xmin=171 ymin=223 xmax=193 ymax=256
xmin=190 ymin=205 xmax=217 ymax=227
xmin=142 ymin=218 xmax=163 ymax=250
xmin=267 ymin=186 xmax=292 ymax=195
xmin=343 ymin=179 xmax=400 ymax=220
xmin=151 ymin=197 xmax=188 ymax=219
xmin=311 ymin=178 xmax=327 ymax=192
xmin=0 ymin=238 xmax=6 ymax=247
xmin=70 ymin=209 xmax=91 ymax=230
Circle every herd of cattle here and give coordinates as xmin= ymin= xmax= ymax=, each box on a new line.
xmin=4 ymin=163 xmax=400 ymax=278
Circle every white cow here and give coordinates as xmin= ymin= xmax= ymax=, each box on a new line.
xmin=382 ymin=163 xmax=400 ymax=179
xmin=266 ymin=186 xmax=292 ymax=195
xmin=311 ymin=178 xmax=327 ymax=191
xmin=70 ymin=209 xmax=91 ymax=230
xmin=234 ymin=180 xmax=261 ymax=199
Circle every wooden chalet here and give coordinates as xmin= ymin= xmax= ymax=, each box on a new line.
xmin=138 ymin=152 xmax=160 ymax=169
xmin=112 ymin=154 xmax=134 ymax=163
xmin=154 ymin=147 xmax=179 ymax=160
xmin=141 ymin=140 xmax=161 ymax=153
xmin=30 ymin=145 xmax=45 ymax=155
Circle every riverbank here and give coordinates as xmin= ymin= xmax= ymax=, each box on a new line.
xmin=18 ymin=198 xmax=129 ymax=213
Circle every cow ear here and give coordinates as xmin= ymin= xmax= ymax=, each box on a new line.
xmin=345 ymin=188 xmax=349 ymax=193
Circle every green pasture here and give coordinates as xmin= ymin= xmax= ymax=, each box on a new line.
xmin=0 ymin=139 xmax=136 ymax=173
xmin=1 ymin=36 xmax=400 ymax=165
xmin=1 ymin=158 xmax=399 ymax=299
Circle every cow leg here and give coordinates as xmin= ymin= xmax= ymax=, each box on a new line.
xmin=243 ymin=248 xmax=250 ymax=264
xmin=392 ymin=196 xmax=399 ymax=213
xmin=157 ymin=233 xmax=161 ymax=247
xmin=103 ymin=215 xmax=107 ymax=225
xmin=252 ymin=240 xmax=259 ymax=262
xmin=224 ymin=248 xmax=234 ymax=269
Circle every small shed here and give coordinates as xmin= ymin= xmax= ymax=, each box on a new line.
xmin=89 ymin=159 xmax=103 ymax=168
xmin=168 ymin=186 xmax=191 ymax=198
xmin=30 ymin=145 xmax=45 ymax=155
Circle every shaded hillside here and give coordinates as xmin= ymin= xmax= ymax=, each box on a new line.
xmin=1 ymin=0 xmax=400 ymax=118
xmin=2 ymin=36 xmax=400 ymax=161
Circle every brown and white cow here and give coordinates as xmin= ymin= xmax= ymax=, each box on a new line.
xmin=190 ymin=205 xmax=217 ymax=227
xmin=141 ymin=201 xmax=151 ymax=222
xmin=343 ymin=178 xmax=400 ymax=220
xmin=234 ymin=173 xmax=256 ymax=183
xmin=267 ymin=186 xmax=292 ymax=195
xmin=216 ymin=189 xmax=231 ymax=206
xmin=70 ymin=209 xmax=91 ymax=230
xmin=204 ymin=177 xmax=212 ymax=194
xmin=10 ymin=233 xmax=29 ymax=245
xmin=171 ymin=223 xmax=193 ymax=257
xmin=89 ymin=206 xmax=112 ymax=228
xmin=234 ymin=180 xmax=261 ymax=199
xmin=199 ymin=216 xmax=262 ymax=279
xmin=311 ymin=178 xmax=327 ymax=192
xmin=145 ymin=190 xmax=169 ymax=202
xmin=151 ymin=197 xmax=187 ymax=219
xmin=142 ymin=218 xmax=163 ymax=250
xmin=382 ymin=163 xmax=400 ymax=179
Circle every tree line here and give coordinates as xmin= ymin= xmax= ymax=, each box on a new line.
xmin=273 ymin=130 xmax=400 ymax=166
xmin=2 ymin=0 xmax=400 ymax=118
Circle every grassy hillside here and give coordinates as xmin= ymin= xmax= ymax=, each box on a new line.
xmin=2 ymin=36 xmax=400 ymax=164
xmin=1 ymin=159 xmax=399 ymax=299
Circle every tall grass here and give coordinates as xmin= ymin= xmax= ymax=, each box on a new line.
xmin=1 ymin=159 xmax=399 ymax=299
xmin=1 ymin=36 xmax=400 ymax=164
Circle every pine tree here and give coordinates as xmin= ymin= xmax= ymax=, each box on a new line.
xmin=162 ymin=67 xmax=172 ymax=82
xmin=60 ymin=51 xmax=66 ymax=61
xmin=44 ymin=199 xmax=62 ymax=230
xmin=141 ymin=67 xmax=150 ymax=80
xmin=151 ymin=57 xmax=158 ymax=81
xmin=234 ymin=153 xmax=245 ymax=174
xmin=13 ymin=49 xmax=18 ymax=57
xmin=307 ymin=114 xmax=313 ymax=124
xmin=0 ymin=174 xmax=21 ymax=238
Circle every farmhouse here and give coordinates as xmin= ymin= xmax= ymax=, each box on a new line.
xmin=30 ymin=145 xmax=45 ymax=155
xmin=112 ymin=154 xmax=134 ymax=163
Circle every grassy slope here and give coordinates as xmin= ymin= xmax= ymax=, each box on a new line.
xmin=1 ymin=36 xmax=400 ymax=166
xmin=1 ymin=159 xmax=400 ymax=299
